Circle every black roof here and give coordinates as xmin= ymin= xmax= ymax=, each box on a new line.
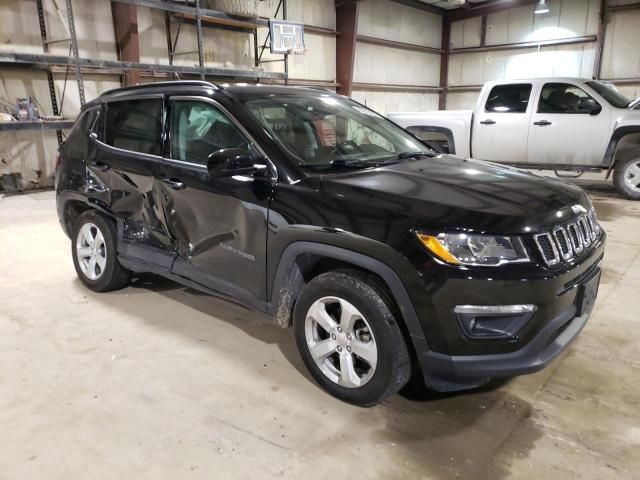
xmin=86 ymin=80 xmax=335 ymax=108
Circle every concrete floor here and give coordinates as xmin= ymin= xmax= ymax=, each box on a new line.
xmin=1 ymin=183 xmax=639 ymax=480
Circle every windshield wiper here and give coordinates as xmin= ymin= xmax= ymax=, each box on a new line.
xmin=396 ymin=151 xmax=433 ymax=159
xmin=300 ymin=159 xmax=372 ymax=170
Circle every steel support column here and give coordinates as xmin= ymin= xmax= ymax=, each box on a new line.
xmin=593 ymin=0 xmax=607 ymax=79
xmin=65 ymin=0 xmax=85 ymax=104
xmin=195 ymin=0 xmax=205 ymax=80
xmin=439 ymin=17 xmax=451 ymax=110
xmin=37 ymin=0 xmax=64 ymax=144
xmin=111 ymin=1 xmax=141 ymax=85
xmin=335 ymin=1 xmax=359 ymax=97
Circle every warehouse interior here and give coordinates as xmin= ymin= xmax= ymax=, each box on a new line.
xmin=1 ymin=0 xmax=640 ymax=479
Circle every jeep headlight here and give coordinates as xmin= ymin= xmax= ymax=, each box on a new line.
xmin=417 ymin=232 xmax=530 ymax=267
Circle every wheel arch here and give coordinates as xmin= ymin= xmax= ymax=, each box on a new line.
xmin=267 ymin=242 xmax=427 ymax=349
xmin=603 ymin=126 xmax=640 ymax=179
xmin=58 ymin=191 xmax=117 ymax=237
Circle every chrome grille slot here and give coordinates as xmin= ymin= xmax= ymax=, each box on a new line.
xmin=579 ymin=217 xmax=592 ymax=247
xmin=534 ymin=210 xmax=601 ymax=266
xmin=568 ymin=222 xmax=584 ymax=254
xmin=553 ymin=227 xmax=573 ymax=260
xmin=534 ymin=233 xmax=560 ymax=265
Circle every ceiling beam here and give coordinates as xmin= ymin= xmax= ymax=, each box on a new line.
xmin=447 ymin=0 xmax=538 ymax=22
xmin=388 ymin=0 xmax=446 ymax=16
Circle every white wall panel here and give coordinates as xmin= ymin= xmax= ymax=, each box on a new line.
xmin=354 ymin=43 xmax=440 ymax=86
xmin=601 ymin=10 xmax=640 ymax=79
xmin=358 ymin=0 xmax=441 ymax=48
xmin=351 ymin=90 xmax=439 ymax=115
xmin=258 ymin=0 xmax=335 ymax=29
xmin=448 ymin=44 xmax=595 ymax=88
xmin=446 ymin=91 xmax=480 ymax=111
xmin=450 ymin=17 xmax=482 ymax=49
xmin=485 ymin=0 xmax=599 ymax=45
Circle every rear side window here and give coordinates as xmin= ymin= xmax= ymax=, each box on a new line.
xmin=105 ymin=99 xmax=163 ymax=156
xmin=65 ymin=108 xmax=98 ymax=158
xmin=485 ymin=84 xmax=532 ymax=113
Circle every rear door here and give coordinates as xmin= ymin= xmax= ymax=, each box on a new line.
xmin=158 ymin=96 xmax=275 ymax=304
xmin=94 ymin=96 xmax=174 ymax=266
xmin=472 ymin=83 xmax=533 ymax=163
xmin=527 ymin=82 xmax=611 ymax=166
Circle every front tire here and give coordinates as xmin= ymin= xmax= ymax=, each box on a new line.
xmin=294 ymin=270 xmax=411 ymax=406
xmin=613 ymin=157 xmax=640 ymax=200
xmin=71 ymin=210 xmax=131 ymax=292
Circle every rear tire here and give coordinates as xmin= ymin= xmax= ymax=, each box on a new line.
xmin=613 ymin=157 xmax=640 ymax=200
xmin=71 ymin=210 xmax=131 ymax=292
xmin=294 ymin=270 xmax=411 ymax=406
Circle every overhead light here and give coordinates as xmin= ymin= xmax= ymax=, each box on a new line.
xmin=535 ymin=0 xmax=550 ymax=15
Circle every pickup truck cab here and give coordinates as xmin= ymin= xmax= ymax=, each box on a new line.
xmin=389 ymin=78 xmax=640 ymax=199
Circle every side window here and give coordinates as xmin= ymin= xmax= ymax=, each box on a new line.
xmin=538 ymin=83 xmax=599 ymax=114
xmin=485 ymin=84 xmax=532 ymax=113
xmin=65 ymin=108 xmax=98 ymax=158
xmin=105 ymin=99 xmax=163 ymax=156
xmin=170 ymin=100 xmax=251 ymax=165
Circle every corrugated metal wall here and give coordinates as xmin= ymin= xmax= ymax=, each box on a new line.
xmin=352 ymin=0 xmax=441 ymax=115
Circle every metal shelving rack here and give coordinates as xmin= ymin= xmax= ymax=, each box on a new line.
xmin=0 ymin=0 xmax=290 ymax=143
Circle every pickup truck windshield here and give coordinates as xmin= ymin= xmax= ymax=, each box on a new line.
xmin=586 ymin=81 xmax=631 ymax=109
xmin=244 ymin=94 xmax=427 ymax=168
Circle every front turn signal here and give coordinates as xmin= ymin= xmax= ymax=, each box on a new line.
xmin=417 ymin=234 xmax=461 ymax=265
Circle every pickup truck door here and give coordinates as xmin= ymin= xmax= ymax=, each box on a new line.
xmin=158 ymin=96 xmax=275 ymax=304
xmin=527 ymin=82 xmax=611 ymax=166
xmin=472 ymin=83 xmax=533 ymax=164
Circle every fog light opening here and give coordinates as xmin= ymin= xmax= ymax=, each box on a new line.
xmin=454 ymin=305 xmax=537 ymax=340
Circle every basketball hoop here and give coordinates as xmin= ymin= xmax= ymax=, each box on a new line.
xmin=269 ymin=20 xmax=305 ymax=55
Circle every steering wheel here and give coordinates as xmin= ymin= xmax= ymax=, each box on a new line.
xmin=335 ymin=140 xmax=363 ymax=154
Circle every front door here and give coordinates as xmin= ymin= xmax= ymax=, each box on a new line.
xmin=527 ymin=82 xmax=611 ymax=166
xmin=472 ymin=83 xmax=534 ymax=164
xmin=158 ymin=96 xmax=275 ymax=305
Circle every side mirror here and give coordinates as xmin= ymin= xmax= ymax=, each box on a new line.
xmin=579 ymin=98 xmax=602 ymax=115
xmin=207 ymin=148 xmax=267 ymax=177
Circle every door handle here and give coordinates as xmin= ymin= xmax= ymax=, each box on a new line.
xmin=90 ymin=160 xmax=110 ymax=171
xmin=533 ymin=120 xmax=552 ymax=126
xmin=480 ymin=119 xmax=496 ymax=125
xmin=162 ymin=177 xmax=186 ymax=190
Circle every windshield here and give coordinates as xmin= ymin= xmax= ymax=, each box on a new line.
xmin=586 ymin=81 xmax=631 ymax=108
xmin=243 ymin=94 xmax=428 ymax=168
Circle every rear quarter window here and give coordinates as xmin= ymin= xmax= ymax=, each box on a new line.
xmin=105 ymin=98 xmax=163 ymax=156
xmin=64 ymin=108 xmax=99 ymax=159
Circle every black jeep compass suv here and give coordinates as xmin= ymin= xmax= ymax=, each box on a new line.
xmin=56 ymin=81 xmax=605 ymax=406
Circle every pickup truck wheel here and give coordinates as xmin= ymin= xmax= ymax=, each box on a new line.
xmin=294 ymin=270 xmax=411 ymax=406
xmin=71 ymin=211 xmax=131 ymax=292
xmin=614 ymin=157 xmax=640 ymax=200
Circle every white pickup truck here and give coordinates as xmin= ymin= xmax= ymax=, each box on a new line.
xmin=388 ymin=78 xmax=640 ymax=199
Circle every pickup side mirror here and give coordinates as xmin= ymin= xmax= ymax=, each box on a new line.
xmin=207 ymin=148 xmax=267 ymax=177
xmin=578 ymin=98 xmax=602 ymax=115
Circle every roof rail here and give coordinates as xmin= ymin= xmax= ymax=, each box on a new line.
xmin=100 ymin=80 xmax=217 ymax=97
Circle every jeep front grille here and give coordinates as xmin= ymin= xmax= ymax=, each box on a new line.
xmin=534 ymin=211 xmax=601 ymax=265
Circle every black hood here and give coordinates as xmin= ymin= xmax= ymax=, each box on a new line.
xmin=320 ymin=155 xmax=590 ymax=235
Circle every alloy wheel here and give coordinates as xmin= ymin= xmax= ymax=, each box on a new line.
xmin=76 ymin=222 xmax=107 ymax=281
xmin=624 ymin=160 xmax=640 ymax=194
xmin=304 ymin=296 xmax=378 ymax=388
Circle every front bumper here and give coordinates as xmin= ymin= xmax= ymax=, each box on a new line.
xmin=421 ymin=299 xmax=593 ymax=392
xmin=393 ymin=232 xmax=606 ymax=392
